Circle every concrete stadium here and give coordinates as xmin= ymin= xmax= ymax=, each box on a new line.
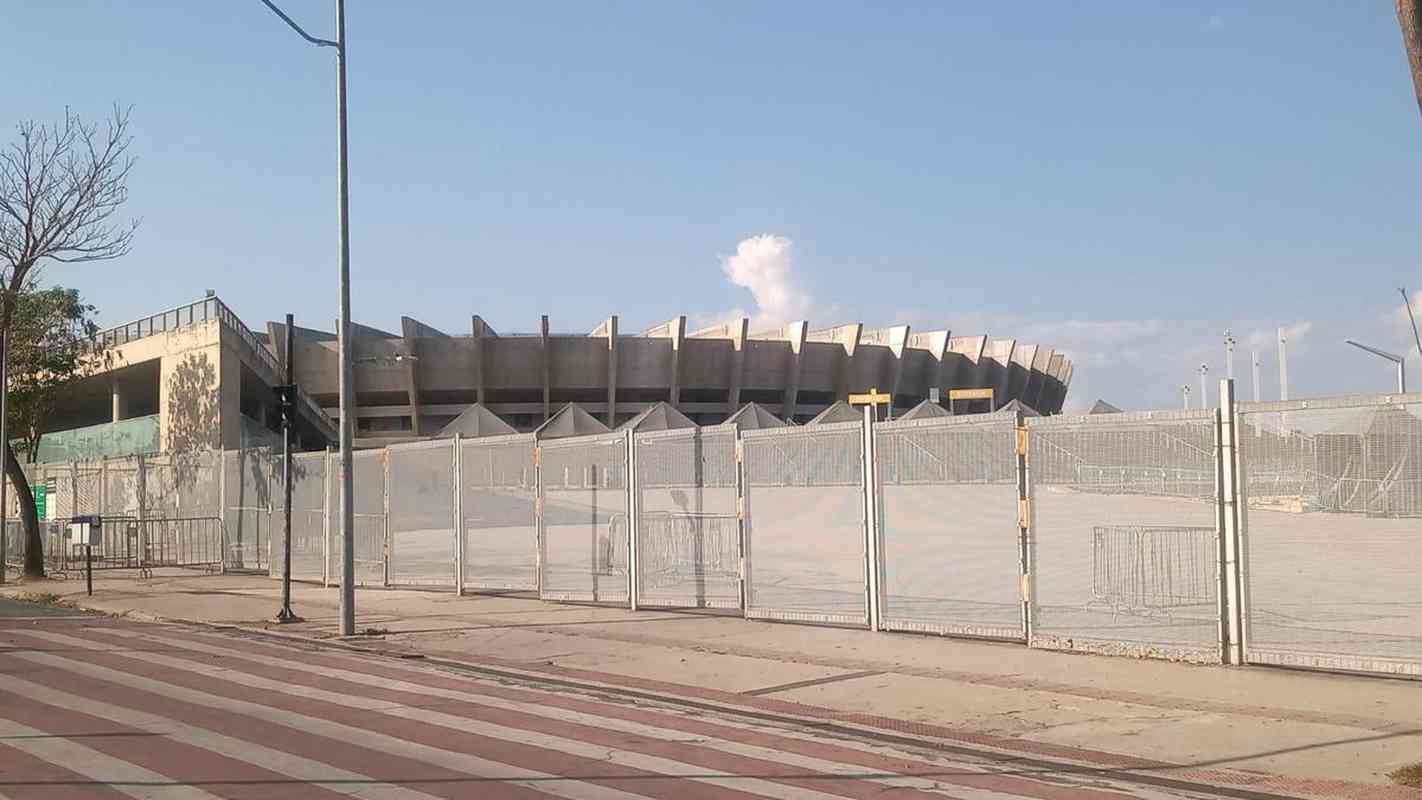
xmin=38 ymin=294 xmax=1073 ymax=462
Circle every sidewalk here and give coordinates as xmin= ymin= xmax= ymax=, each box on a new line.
xmin=5 ymin=569 xmax=1421 ymax=797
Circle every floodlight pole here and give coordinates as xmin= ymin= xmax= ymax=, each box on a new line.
xmin=1224 ymin=331 xmax=1236 ymax=380
xmin=1344 ymin=339 xmax=1406 ymax=394
xmin=1181 ymin=384 xmax=1191 ymax=410
xmin=257 ymin=0 xmax=354 ymax=635
xmin=1198 ymin=364 xmax=1209 ymax=409
xmin=1403 ymin=287 xmax=1422 ymax=368
xmin=1251 ymin=350 xmax=1261 ymax=402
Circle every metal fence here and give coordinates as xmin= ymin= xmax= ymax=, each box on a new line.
xmin=9 ymin=385 xmax=1422 ymax=681
xmin=460 ymin=434 xmax=537 ymax=592
xmin=634 ymin=425 xmax=740 ymax=610
xmin=875 ymin=414 xmax=1024 ymax=639
xmin=538 ymin=433 xmax=630 ymax=604
xmin=742 ymin=420 xmax=869 ymax=627
xmin=1237 ymin=393 xmax=1422 ymax=678
xmin=1026 ymin=410 xmax=1223 ymax=662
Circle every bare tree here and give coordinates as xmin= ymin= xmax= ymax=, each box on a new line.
xmin=0 ymin=107 xmax=137 ymax=577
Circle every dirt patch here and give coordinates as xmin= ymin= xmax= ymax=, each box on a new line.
xmin=1389 ymin=761 xmax=1422 ymax=788
xmin=13 ymin=591 xmax=71 ymax=607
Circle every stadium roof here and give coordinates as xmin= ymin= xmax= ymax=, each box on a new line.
xmin=898 ymin=399 xmax=952 ymax=421
xmin=535 ymin=403 xmax=610 ymax=440
xmin=616 ymin=401 xmax=695 ymax=432
xmin=725 ymin=402 xmax=788 ymax=430
xmin=435 ymin=403 xmax=517 ymax=438
xmin=806 ymin=401 xmax=861 ymax=425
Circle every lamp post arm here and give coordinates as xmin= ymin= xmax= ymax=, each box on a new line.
xmin=258 ymin=0 xmax=340 ymax=48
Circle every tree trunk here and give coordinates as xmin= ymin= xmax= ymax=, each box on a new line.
xmin=7 ymin=440 xmax=42 ymax=577
xmin=1399 ymin=0 xmax=1422 ymax=119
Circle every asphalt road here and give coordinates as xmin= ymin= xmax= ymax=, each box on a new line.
xmin=0 ymin=600 xmax=1279 ymax=800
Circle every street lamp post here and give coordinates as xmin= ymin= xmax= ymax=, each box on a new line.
xmin=258 ymin=0 xmax=355 ymax=636
xmin=1344 ymin=340 xmax=1407 ymax=393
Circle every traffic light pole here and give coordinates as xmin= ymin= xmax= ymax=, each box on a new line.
xmin=276 ymin=313 xmax=302 ymax=623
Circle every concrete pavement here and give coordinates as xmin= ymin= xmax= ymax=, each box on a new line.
xmin=3 ymin=572 xmax=1421 ymax=798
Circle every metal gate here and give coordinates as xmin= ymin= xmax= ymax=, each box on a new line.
xmin=1237 ymin=393 xmax=1422 ymax=677
xmin=875 ymin=414 xmax=1024 ymax=640
xmin=388 ymin=439 xmax=457 ymax=588
xmin=1025 ymin=410 xmax=1223 ymax=662
xmin=742 ymin=420 xmax=869 ymax=627
xmin=634 ymin=425 xmax=740 ymax=610
xmin=460 ymin=433 xmax=537 ymax=591
xmin=537 ymin=433 xmax=630 ymax=604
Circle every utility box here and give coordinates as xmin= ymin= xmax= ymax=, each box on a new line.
xmin=68 ymin=515 xmax=103 ymax=548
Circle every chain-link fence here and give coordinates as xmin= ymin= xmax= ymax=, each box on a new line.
xmin=634 ymin=425 xmax=740 ymax=610
xmin=1026 ymin=410 xmax=1223 ymax=662
xmin=461 ymin=434 xmax=537 ymax=591
xmin=1238 ymin=394 xmax=1422 ymax=677
xmin=876 ymin=414 xmax=1024 ymax=639
xmin=538 ymin=433 xmax=630 ymax=604
xmin=742 ymin=420 xmax=868 ymax=626
xmin=388 ymin=439 xmax=456 ymax=588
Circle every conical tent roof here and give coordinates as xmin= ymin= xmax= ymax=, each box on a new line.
xmin=1088 ymin=400 xmax=1123 ymax=415
xmin=725 ymin=402 xmax=789 ymax=430
xmin=806 ymin=401 xmax=862 ymax=425
xmin=436 ymin=404 xmax=518 ymax=438
xmin=993 ymin=398 xmax=1041 ymax=418
xmin=898 ymin=399 xmax=951 ymax=421
xmin=616 ymin=402 xmax=695 ymax=432
xmin=534 ymin=403 xmax=611 ymax=440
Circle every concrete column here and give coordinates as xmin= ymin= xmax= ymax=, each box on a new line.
xmin=886 ymin=325 xmax=911 ymax=410
xmin=781 ymin=321 xmax=809 ymax=423
xmin=471 ymin=315 xmax=490 ymax=406
xmin=605 ymin=315 xmax=619 ymax=427
xmin=1025 ymin=347 xmax=1054 ymax=412
xmin=727 ymin=318 xmax=749 ymax=416
xmin=992 ymin=340 xmax=1017 ymax=409
xmin=668 ymin=315 xmax=686 ymax=409
xmin=111 ymin=374 xmax=127 ymax=423
xmin=540 ymin=315 xmax=551 ymax=425
xmin=832 ymin=324 xmax=863 ymax=400
xmin=399 ymin=317 xmax=424 ymax=436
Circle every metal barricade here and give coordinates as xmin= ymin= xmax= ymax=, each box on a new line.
xmin=1026 ymin=410 xmax=1223 ymax=662
xmin=460 ymin=434 xmax=537 ymax=592
xmin=634 ymin=425 xmax=740 ymax=609
xmin=537 ymin=433 xmax=630 ymax=604
xmin=271 ymin=451 xmax=328 ymax=584
xmin=876 ymin=414 xmax=1024 ymax=640
xmin=1237 ymin=393 xmax=1422 ymax=677
xmin=742 ymin=420 xmax=868 ymax=627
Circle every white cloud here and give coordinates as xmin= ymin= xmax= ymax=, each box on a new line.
xmin=711 ymin=234 xmax=814 ymax=330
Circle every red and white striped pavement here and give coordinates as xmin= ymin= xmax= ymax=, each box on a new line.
xmin=0 ymin=614 xmax=1279 ymax=800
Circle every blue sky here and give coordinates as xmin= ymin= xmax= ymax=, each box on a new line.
xmin=5 ymin=2 xmax=1422 ymax=409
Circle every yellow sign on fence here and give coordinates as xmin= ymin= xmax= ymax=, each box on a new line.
xmin=848 ymin=388 xmax=893 ymax=406
xmin=948 ymin=388 xmax=995 ymax=401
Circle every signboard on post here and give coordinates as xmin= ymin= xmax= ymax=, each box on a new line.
xmin=948 ymin=387 xmax=995 ymax=414
xmin=32 ymin=485 xmax=46 ymax=521
xmin=848 ymin=388 xmax=892 ymax=406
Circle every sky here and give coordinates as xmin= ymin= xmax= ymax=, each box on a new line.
xmin=4 ymin=2 xmax=1422 ymax=410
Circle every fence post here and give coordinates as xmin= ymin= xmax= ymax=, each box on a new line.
xmin=534 ymin=442 xmax=544 ymax=597
xmin=627 ymin=430 xmax=639 ymax=611
xmin=136 ymin=455 xmax=147 ymax=570
xmin=382 ymin=449 xmax=391 ymax=588
xmin=1217 ymin=378 xmax=1245 ymax=665
xmin=1016 ymin=409 xmax=1034 ymax=642
xmin=861 ymin=405 xmax=884 ymax=632
xmin=218 ymin=449 xmax=227 ymax=570
xmin=735 ymin=433 xmax=749 ymax=616
xmin=323 ymin=446 xmax=332 ymax=588
xmin=453 ymin=434 xmax=464 ymax=595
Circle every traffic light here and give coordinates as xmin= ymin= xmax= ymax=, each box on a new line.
xmin=273 ymin=384 xmax=297 ymax=427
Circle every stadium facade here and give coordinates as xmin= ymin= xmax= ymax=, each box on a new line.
xmin=38 ymin=295 xmax=1073 ymax=461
